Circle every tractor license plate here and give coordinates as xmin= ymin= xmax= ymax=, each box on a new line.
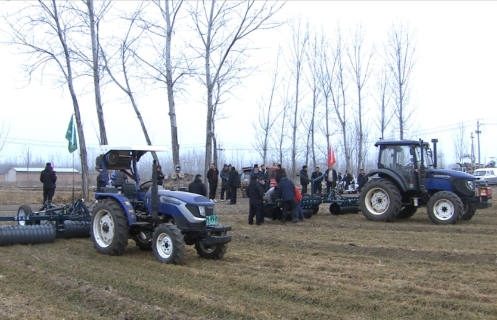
xmin=205 ymin=215 xmax=218 ymax=226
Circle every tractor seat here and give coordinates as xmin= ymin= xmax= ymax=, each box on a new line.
xmin=122 ymin=183 xmax=139 ymax=202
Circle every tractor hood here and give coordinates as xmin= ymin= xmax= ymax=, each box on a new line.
xmin=155 ymin=189 xmax=213 ymax=205
xmin=426 ymin=169 xmax=474 ymax=180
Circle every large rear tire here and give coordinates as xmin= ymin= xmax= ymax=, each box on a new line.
xmin=359 ymin=179 xmax=402 ymax=222
xmin=427 ymin=191 xmax=463 ymax=225
xmin=91 ymin=199 xmax=129 ymax=256
xmin=152 ymin=224 xmax=185 ymax=264
xmin=397 ymin=206 xmax=417 ymax=219
xmin=461 ymin=203 xmax=476 ymax=221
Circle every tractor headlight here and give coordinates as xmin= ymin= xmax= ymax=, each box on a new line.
xmin=198 ymin=206 xmax=206 ymax=217
xmin=466 ymin=180 xmax=474 ymax=191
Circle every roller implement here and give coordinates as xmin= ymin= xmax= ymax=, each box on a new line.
xmin=0 ymin=199 xmax=92 ymax=246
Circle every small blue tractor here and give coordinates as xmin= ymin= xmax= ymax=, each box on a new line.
xmin=92 ymin=146 xmax=231 ymax=264
xmin=359 ymin=139 xmax=492 ymax=224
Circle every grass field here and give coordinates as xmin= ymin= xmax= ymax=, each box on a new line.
xmin=0 ymin=188 xmax=496 ymax=320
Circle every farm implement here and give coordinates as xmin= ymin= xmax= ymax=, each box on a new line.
xmin=0 ymin=198 xmax=92 ymax=246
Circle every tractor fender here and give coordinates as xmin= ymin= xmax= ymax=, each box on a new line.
xmin=365 ymin=169 xmax=408 ymax=192
xmin=94 ymin=193 xmax=137 ymax=224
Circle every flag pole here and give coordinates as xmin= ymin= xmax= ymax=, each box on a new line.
xmin=72 ymin=151 xmax=75 ymax=205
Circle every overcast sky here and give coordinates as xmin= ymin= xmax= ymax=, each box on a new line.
xmin=1 ymin=1 xmax=496 ymax=169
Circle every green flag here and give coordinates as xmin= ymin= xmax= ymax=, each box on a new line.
xmin=65 ymin=115 xmax=78 ymax=153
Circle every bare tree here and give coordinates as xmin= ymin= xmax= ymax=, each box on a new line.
xmin=304 ymin=30 xmax=322 ymax=169
xmin=373 ymin=66 xmax=394 ymax=139
xmin=453 ymin=122 xmax=469 ymax=164
xmin=346 ymin=24 xmax=374 ymax=170
xmin=2 ymin=1 xmax=90 ymax=198
xmin=0 ymin=121 xmax=9 ymax=155
xmin=330 ymin=26 xmax=352 ymax=170
xmin=188 ymin=0 xmax=284 ymax=178
xmin=134 ymin=0 xmax=189 ymax=170
xmin=286 ymin=17 xmax=309 ymax=176
xmin=252 ymin=49 xmax=283 ymax=165
xmin=99 ymin=2 xmax=160 ymax=162
xmin=83 ymin=0 xmax=110 ymax=145
xmin=384 ymin=21 xmax=417 ymax=140
xmin=315 ymin=28 xmax=337 ymax=162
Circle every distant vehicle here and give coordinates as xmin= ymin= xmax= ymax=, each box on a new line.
xmin=473 ymin=168 xmax=497 ymax=186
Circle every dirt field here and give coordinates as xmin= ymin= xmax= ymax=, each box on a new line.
xmin=0 ymin=187 xmax=496 ymax=319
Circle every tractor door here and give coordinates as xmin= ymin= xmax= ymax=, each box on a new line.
xmin=379 ymin=145 xmax=417 ymax=190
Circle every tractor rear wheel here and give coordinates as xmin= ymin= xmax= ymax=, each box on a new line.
xmin=427 ymin=191 xmax=463 ymax=225
xmin=461 ymin=203 xmax=476 ymax=221
xmin=152 ymin=224 xmax=185 ymax=264
xmin=359 ymin=179 xmax=402 ymax=222
xmin=397 ymin=206 xmax=417 ymax=219
xmin=91 ymin=199 xmax=129 ymax=255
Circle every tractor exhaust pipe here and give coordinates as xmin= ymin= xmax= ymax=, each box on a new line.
xmin=431 ymin=139 xmax=439 ymax=169
xmin=151 ymin=160 xmax=159 ymax=221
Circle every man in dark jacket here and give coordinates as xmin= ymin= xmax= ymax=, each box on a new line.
xmin=299 ymin=165 xmax=310 ymax=194
xmin=219 ymin=164 xmax=230 ymax=202
xmin=188 ymin=174 xmax=207 ymax=196
xmin=277 ymin=173 xmax=297 ymax=222
xmin=228 ymin=166 xmax=241 ymax=204
xmin=357 ymin=169 xmax=366 ymax=191
xmin=40 ymin=162 xmax=57 ymax=204
xmin=206 ymin=163 xmax=219 ymax=202
xmin=246 ymin=176 xmax=265 ymax=225
xmin=96 ymin=170 xmax=107 ymax=192
xmin=275 ymin=164 xmax=286 ymax=184
xmin=156 ymin=165 xmax=165 ymax=186
xmin=311 ymin=167 xmax=323 ymax=194
xmin=260 ymin=164 xmax=269 ymax=191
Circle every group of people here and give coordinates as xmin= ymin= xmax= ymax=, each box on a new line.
xmin=299 ymin=165 xmax=367 ymax=194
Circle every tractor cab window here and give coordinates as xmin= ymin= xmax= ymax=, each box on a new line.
xmin=379 ymin=145 xmax=413 ymax=169
xmin=414 ymin=146 xmax=433 ymax=168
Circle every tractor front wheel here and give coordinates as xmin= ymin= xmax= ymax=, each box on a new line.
xmin=152 ymin=224 xmax=185 ymax=264
xmin=359 ymin=179 xmax=402 ymax=222
xmin=17 ymin=205 xmax=35 ymax=226
xmin=461 ymin=203 xmax=476 ymax=221
xmin=91 ymin=199 xmax=129 ymax=255
xmin=427 ymin=191 xmax=463 ymax=225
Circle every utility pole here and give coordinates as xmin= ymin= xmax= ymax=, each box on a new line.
xmin=475 ymin=119 xmax=482 ymax=168
xmin=470 ymin=132 xmax=475 ymax=171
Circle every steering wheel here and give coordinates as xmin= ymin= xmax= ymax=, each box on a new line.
xmin=140 ymin=180 xmax=154 ymax=192
xmin=404 ymin=163 xmax=414 ymax=170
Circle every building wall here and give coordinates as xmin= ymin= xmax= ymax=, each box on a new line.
xmin=1 ymin=172 xmax=98 ymax=188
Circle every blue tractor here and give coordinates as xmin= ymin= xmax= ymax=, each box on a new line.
xmin=92 ymin=146 xmax=231 ymax=264
xmin=359 ymin=139 xmax=492 ymax=224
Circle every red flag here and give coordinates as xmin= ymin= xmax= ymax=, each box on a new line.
xmin=327 ymin=145 xmax=336 ymax=168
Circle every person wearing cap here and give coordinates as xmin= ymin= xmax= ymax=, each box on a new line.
xmin=250 ymin=164 xmax=264 ymax=181
xmin=246 ymin=175 xmax=265 ymax=225
xmin=220 ymin=164 xmax=230 ymax=202
xmin=188 ymin=174 xmax=207 ymax=196
xmin=40 ymin=162 xmax=57 ymax=205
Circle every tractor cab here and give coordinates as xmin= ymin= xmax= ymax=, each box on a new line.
xmin=376 ymin=140 xmax=433 ymax=192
